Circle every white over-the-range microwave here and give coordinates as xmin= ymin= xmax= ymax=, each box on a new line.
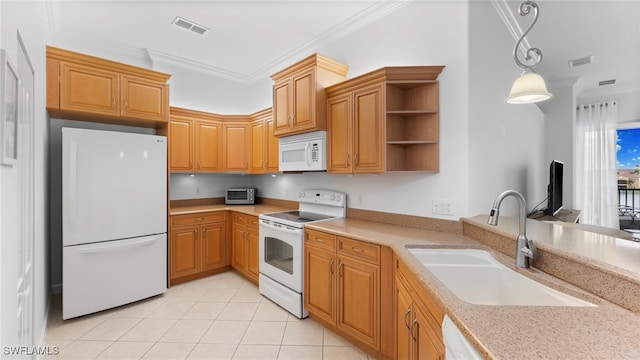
xmin=279 ymin=130 xmax=326 ymax=172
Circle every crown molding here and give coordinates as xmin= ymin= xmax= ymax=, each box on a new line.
xmin=148 ymin=0 xmax=414 ymax=84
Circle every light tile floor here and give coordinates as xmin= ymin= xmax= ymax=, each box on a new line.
xmin=45 ymin=271 xmax=377 ymax=359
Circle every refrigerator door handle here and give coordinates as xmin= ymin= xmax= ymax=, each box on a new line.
xmin=68 ymin=140 xmax=78 ymax=234
xmin=76 ymin=236 xmax=161 ymax=254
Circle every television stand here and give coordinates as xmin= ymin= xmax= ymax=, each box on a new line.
xmin=528 ymin=208 xmax=581 ymax=223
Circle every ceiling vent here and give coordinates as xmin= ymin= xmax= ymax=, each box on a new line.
xmin=172 ymin=16 xmax=209 ymax=36
xmin=568 ymin=55 xmax=594 ymax=68
xmin=598 ymin=79 xmax=616 ymax=86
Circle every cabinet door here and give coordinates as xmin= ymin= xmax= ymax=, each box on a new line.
xmin=395 ymin=277 xmax=414 ymax=360
xmin=196 ymin=120 xmax=222 ymax=172
xmin=273 ymin=79 xmax=291 ymax=135
xmin=414 ymin=305 xmax=445 ymax=360
xmin=304 ymin=246 xmax=335 ymax=325
xmin=169 ymin=118 xmax=194 ymax=171
xmin=231 ymin=223 xmax=247 ymax=272
xmin=291 ymin=68 xmax=315 ymax=132
xmin=327 ymin=93 xmax=352 ymax=173
xmin=337 ymin=256 xmax=379 ymax=347
xmin=60 ymin=62 xmax=120 ymax=116
xmin=201 ymin=222 xmax=227 ymax=271
xmin=266 ymin=118 xmax=279 ymax=172
xmin=249 ymin=120 xmax=266 ymax=174
xmin=223 ymin=123 xmax=249 ymax=172
xmin=353 ymin=85 xmax=385 ymax=173
xmin=121 ymin=75 xmax=168 ymax=122
xmin=170 ymin=225 xmax=200 ymax=280
xmin=247 ymin=227 xmax=260 ymax=282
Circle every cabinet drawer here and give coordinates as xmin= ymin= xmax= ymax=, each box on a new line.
xmin=305 ymin=229 xmax=337 ymax=251
xmin=246 ymin=215 xmax=259 ymax=229
xmin=171 ymin=212 xmax=226 ymax=227
xmin=232 ymin=212 xmax=247 ymax=225
xmin=338 ymin=237 xmax=379 ymax=264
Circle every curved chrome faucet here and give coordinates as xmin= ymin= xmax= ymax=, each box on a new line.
xmin=487 ymin=190 xmax=537 ymax=268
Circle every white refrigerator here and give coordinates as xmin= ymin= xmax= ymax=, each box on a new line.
xmin=62 ymin=128 xmax=167 ymax=319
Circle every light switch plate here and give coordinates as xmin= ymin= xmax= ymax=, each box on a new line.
xmin=433 ymin=199 xmax=454 ymax=215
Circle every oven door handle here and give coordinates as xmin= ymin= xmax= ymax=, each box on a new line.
xmin=260 ymin=220 xmax=303 ymax=234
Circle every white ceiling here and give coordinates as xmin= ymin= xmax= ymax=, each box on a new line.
xmin=47 ymin=0 xmax=639 ymax=104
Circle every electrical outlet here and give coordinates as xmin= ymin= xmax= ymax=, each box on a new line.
xmin=285 ymin=188 xmax=289 ymax=198
xmin=195 ymin=187 xmax=200 ymax=195
xmin=358 ymin=194 xmax=365 ymax=206
xmin=432 ymin=199 xmax=454 ymax=215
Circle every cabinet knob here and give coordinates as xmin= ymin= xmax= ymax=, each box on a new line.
xmin=124 ymin=101 xmax=128 ymax=111
xmin=112 ymin=98 xmax=116 ymax=109
xmin=354 ymin=153 xmax=359 ymax=165
xmin=329 ymin=258 xmax=334 ymax=274
xmin=346 ymin=154 xmax=350 ymax=167
xmin=338 ymin=262 xmax=344 ymax=277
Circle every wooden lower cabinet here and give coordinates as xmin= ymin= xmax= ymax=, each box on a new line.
xmin=304 ymin=229 xmax=393 ymax=359
xmin=338 ymin=255 xmax=379 ymax=347
xmin=169 ymin=212 xmax=229 ymax=285
xmin=395 ymin=258 xmax=445 ymax=360
xmin=231 ymin=213 xmax=259 ymax=284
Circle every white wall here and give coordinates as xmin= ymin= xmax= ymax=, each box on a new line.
xmin=1 ymin=0 xmax=51 ymax=349
xmin=539 ymin=82 xmax=577 ymax=209
xmin=467 ymin=1 xmax=546 ymax=217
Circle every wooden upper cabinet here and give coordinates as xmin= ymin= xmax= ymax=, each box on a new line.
xmin=273 ymin=80 xmax=291 ymax=134
xmin=271 ymin=53 xmax=348 ymax=137
xmin=121 ymin=75 xmax=168 ymax=122
xmin=327 ymin=94 xmax=352 ymax=173
xmin=169 ymin=117 xmax=194 ymax=171
xmin=327 ymin=84 xmax=384 ymax=174
xmin=222 ymin=117 xmax=250 ymax=172
xmin=169 ymin=107 xmax=222 ymax=173
xmin=59 ymin=62 xmax=120 ymax=116
xmin=326 ymin=66 xmax=444 ymax=173
xmin=266 ymin=117 xmax=279 ymax=172
xmin=195 ymin=120 xmax=222 ymax=172
xmin=249 ymin=107 xmax=277 ymax=174
xmin=47 ymin=46 xmax=171 ymax=127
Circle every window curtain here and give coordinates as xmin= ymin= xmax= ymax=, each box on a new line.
xmin=574 ymin=101 xmax=619 ymax=229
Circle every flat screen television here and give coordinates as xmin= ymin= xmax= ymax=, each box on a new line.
xmin=545 ymin=160 xmax=564 ymax=216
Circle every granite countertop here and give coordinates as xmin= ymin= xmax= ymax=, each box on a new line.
xmin=169 ymin=205 xmax=640 ymax=358
xmin=169 ymin=204 xmax=295 ymax=216
xmin=306 ymin=217 xmax=640 ymax=359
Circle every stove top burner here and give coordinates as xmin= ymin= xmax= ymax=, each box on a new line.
xmin=262 ymin=210 xmax=334 ymax=224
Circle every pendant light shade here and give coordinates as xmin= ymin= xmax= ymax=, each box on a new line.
xmin=506 ymin=1 xmax=552 ymax=105
xmin=505 ymin=70 xmax=553 ymax=104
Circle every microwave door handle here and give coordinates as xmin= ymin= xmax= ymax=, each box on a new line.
xmin=305 ymin=142 xmax=311 ymax=167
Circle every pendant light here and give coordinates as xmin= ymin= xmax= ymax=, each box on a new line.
xmin=505 ymin=1 xmax=552 ymax=104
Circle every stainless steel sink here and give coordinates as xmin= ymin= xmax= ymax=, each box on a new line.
xmin=408 ymin=248 xmax=596 ymax=307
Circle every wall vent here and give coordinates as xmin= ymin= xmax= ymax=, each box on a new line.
xmin=568 ymin=55 xmax=594 ymax=68
xmin=598 ymin=79 xmax=616 ymax=86
xmin=172 ymin=16 xmax=209 ymax=36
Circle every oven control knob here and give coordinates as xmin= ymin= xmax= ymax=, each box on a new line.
xmin=299 ymin=192 xmax=305 ymax=198
xmin=336 ymin=195 xmax=341 ymax=202
xmin=331 ymin=195 xmax=335 ymax=201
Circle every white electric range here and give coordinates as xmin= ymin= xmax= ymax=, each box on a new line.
xmin=258 ymin=189 xmax=346 ymax=318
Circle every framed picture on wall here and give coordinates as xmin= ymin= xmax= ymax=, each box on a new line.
xmin=1 ymin=49 xmax=19 ymax=166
